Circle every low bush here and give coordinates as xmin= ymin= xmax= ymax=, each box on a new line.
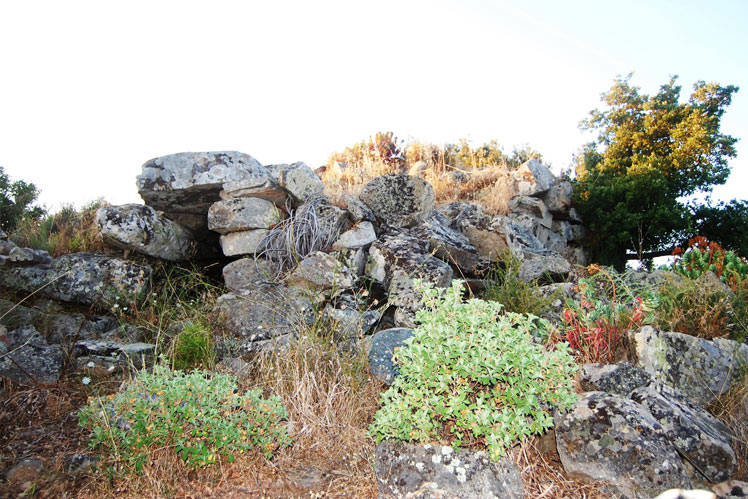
xmin=170 ymin=321 xmax=215 ymax=370
xmin=11 ymin=199 xmax=107 ymax=256
xmin=672 ymin=236 xmax=748 ymax=290
xmin=369 ymin=280 xmax=578 ymax=461
xmin=558 ymin=266 xmax=655 ymax=363
xmin=78 ymin=364 xmax=291 ymax=473
xmin=482 ymin=250 xmax=558 ymax=317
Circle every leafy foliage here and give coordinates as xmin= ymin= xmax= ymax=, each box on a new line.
xmin=369 ymin=280 xmax=578 ymax=461
xmin=0 ymin=166 xmax=44 ymax=233
xmin=558 ymin=266 xmax=655 ymax=362
xmin=688 ymin=200 xmax=748 ymax=257
xmin=573 ymin=75 xmax=739 ymax=269
xmin=482 ymin=249 xmax=557 ymax=317
xmin=171 ymin=321 xmax=215 ymax=370
xmin=78 ymin=364 xmax=291 ymax=472
xmin=671 ymin=236 xmax=748 ymax=290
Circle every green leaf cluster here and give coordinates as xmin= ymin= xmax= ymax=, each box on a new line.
xmin=573 ymin=75 xmax=739 ymax=269
xmin=368 ymin=280 xmax=578 ymax=461
xmin=0 ymin=165 xmax=44 ymax=233
xmin=78 ymin=364 xmax=291 ymax=472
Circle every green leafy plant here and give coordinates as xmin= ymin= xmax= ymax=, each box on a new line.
xmin=672 ymin=236 xmax=748 ymax=290
xmin=78 ymin=364 xmax=291 ymax=473
xmin=170 ymin=321 xmax=215 ymax=370
xmin=369 ymin=280 xmax=578 ymax=461
xmin=482 ymin=249 xmax=558 ymax=317
xmin=558 ymin=265 xmax=655 ymax=363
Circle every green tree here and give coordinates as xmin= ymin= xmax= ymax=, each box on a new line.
xmin=0 ymin=166 xmax=44 ymax=233
xmin=688 ymin=199 xmax=748 ymax=257
xmin=573 ymin=75 xmax=739 ymax=269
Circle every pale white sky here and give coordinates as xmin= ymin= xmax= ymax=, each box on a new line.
xmin=1 ymin=0 xmax=746 ymax=210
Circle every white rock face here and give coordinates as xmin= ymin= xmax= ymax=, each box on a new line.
xmin=513 ymin=159 xmax=556 ymax=197
xmin=219 ymin=229 xmax=269 ymax=256
xmin=208 ymin=197 xmax=284 ymax=234
xmin=332 ymin=221 xmax=377 ymax=249
xmin=359 ymin=174 xmax=434 ymax=228
xmin=96 ymin=204 xmax=196 ymax=261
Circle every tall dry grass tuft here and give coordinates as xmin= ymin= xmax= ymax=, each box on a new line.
xmin=249 ymin=325 xmax=384 ymax=496
xmin=11 ymin=199 xmax=108 ymax=257
xmin=709 ymin=372 xmax=748 ymax=480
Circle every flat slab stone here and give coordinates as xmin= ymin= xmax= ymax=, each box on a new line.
xmin=359 ymin=174 xmax=434 ymax=228
xmin=219 ymin=229 xmax=269 ymax=256
xmin=208 ymin=197 xmax=284 ymax=234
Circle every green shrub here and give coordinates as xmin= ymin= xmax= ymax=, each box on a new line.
xmin=369 ymin=280 xmax=578 ymax=461
xmin=171 ymin=321 xmax=215 ymax=370
xmin=78 ymin=364 xmax=291 ymax=472
xmin=672 ymin=236 xmax=748 ymax=290
xmin=482 ymin=250 xmax=557 ymax=317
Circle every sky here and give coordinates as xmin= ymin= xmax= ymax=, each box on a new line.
xmin=1 ymin=0 xmax=747 ymax=211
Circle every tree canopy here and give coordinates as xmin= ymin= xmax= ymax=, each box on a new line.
xmin=0 ymin=166 xmax=44 ymax=233
xmin=572 ymin=75 xmax=740 ymax=269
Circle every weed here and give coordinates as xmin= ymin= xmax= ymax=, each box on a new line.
xmin=672 ymin=236 xmax=748 ymax=290
xmin=11 ymin=199 xmax=107 ymax=257
xmin=482 ymin=249 xmax=558 ymax=317
xmin=170 ymin=321 xmax=215 ymax=370
xmin=369 ymin=280 xmax=578 ymax=461
xmin=78 ymin=363 xmax=291 ymax=473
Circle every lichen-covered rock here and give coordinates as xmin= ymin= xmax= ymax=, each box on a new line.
xmin=207 ymin=197 xmax=284 ymax=234
xmin=513 ymin=159 xmax=556 ymax=197
xmin=220 ymin=174 xmax=289 ymax=206
xmin=630 ymin=383 xmax=736 ymax=482
xmin=218 ymin=229 xmax=270 ymax=256
xmin=366 ymin=231 xmax=430 ymax=287
xmin=215 ymin=284 xmax=315 ymax=354
xmin=222 ymin=258 xmax=275 ymax=292
xmin=344 ymin=195 xmax=376 ymax=223
xmin=0 ymin=239 xmax=52 ymax=266
xmin=367 ymin=327 xmax=413 ymax=384
xmin=137 ymin=151 xmax=267 ymax=232
xmin=542 ymin=180 xmax=574 ymax=215
xmin=580 ymin=362 xmax=653 ymax=395
xmin=0 ymin=326 xmax=63 ymax=384
xmin=73 ymin=339 xmax=155 ymax=374
xmin=359 ymin=174 xmax=434 ymax=228
xmin=323 ymin=295 xmax=380 ymax=343
xmin=96 ymin=204 xmax=196 ymax=261
xmin=331 ymin=221 xmax=377 ymax=250
xmin=47 ymin=314 xmax=118 ymax=344
xmin=631 ymin=326 xmax=748 ymax=407
xmin=555 ymin=391 xmax=692 ymax=498
xmin=459 ymin=216 xmax=513 ymax=262
xmin=269 ymin=162 xmax=325 ymax=204
xmin=411 ymin=213 xmax=485 ymax=273
xmin=509 ymin=196 xmax=552 ymax=228
xmin=518 ymin=252 xmax=571 ymax=282
xmin=375 ymin=441 xmax=525 ymax=498
xmin=285 ymin=251 xmax=356 ymax=295
xmin=0 ymin=253 xmax=151 ymax=306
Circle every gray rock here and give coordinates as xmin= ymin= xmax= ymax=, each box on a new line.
xmin=0 ymin=228 xmax=6 ymax=240
xmin=367 ymin=327 xmax=413 ymax=384
xmin=0 ymin=326 xmax=63 ymax=384
xmin=331 ymin=221 xmax=377 ymax=250
xmin=0 ymin=253 xmax=151 ymax=306
xmin=222 ymin=258 xmax=275 ymax=292
xmin=73 ymin=339 xmax=155 ymax=373
xmin=96 ymin=204 xmax=196 ymax=261
xmin=713 ymin=480 xmax=748 ymax=498
xmin=509 ymin=196 xmax=552 ymax=228
xmin=220 ymin=174 xmax=289 ymax=207
xmin=411 ymin=213 xmax=485 ymax=273
xmin=336 ymin=247 xmax=368 ymax=276
xmin=541 ymin=180 xmax=574 ymax=215
xmin=551 ymin=219 xmax=574 ymax=242
xmin=344 ymin=196 xmax=377 ymax=223
xmin=207 ymin=197 xmax=284 ymax=234
xmin=359 ymin=174 xmax=435 ymax=228
xmin=630 ymin=383 xmax=736 ymax=482
xmin=47 ymin=314 xmax=118 ymax=344
xmin=580 ymin=362 xmax=653 ymax=396
xmin=569 ymin=207 xmax=583 ymax=224
xmin=366 ymin=231 xmax=430 ymax=287
xmin=137 ymin=151 xmax=267 ymax=232
xmin=0 ymin=239 xmax=52 ymax=266
xmin=437 ymin=201 xmax=487 ymax=227
xmin=270 ymin=162 xmax=325 ymax=204
xmin=513 ymin=159 xmax=556 ymax=197
xmin=5 ymin=458 xmax=46 ymax=486
xmin=219 ymin=229 xmax=270 ymax=256
xmin=285 ymin=251 xmax=357 ymax=295
xmin=215 ymin=357 xmax=252 ymax=379
xmin=375 ymin=441 xmax=525 ymax=499
xmin=215 ymin=284 xmax=315 ymax=353
xmin=459 ymin=216 xmax=513 ymax=262
xmin=544 ymin=228 xmax=568 ymax=255
xmin=555 ymin=391 xmax=692 ymax=498
xmin=65 ymin=453 xmax=97 ymax=474
xmin=323 ymin=295 xmax=380 ymax=343
xmin=518 ymin=252 xmax=571 ymax=283
xmin=631 ymin=326 xmax=748 ymax=407
xmin=570 ymin=223 xmax=587 ymax=242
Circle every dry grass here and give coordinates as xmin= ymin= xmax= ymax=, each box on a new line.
xmin=708 ymin=370 xmax=748 ymax=481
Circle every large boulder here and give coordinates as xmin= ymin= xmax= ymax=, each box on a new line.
xmin=0 ymin=326 xmax=63 ymax=384
xmin=0 ymin=253 xmax=151 ymax=306
xmin=630 ymin=383 xmax=736 ymax=482
xmin=220 ymin=175 xmax=288 ymax=207
xmin=375 ymin=441 xmax=525 ymax=499
xmin=359 ymin=174 xmax=434 ymax=228
xmin=580 ymin=362 xmax=653 ymax=396
xmin=410 ymin=213 xmax=485 ymax=274
xmin=96 ymin=204 xmax=196 ymax=261
xmin=630 ymin=326 xmax=748 ymax=407
xmin=555 ymin=391 xmax=692 ymax=498
xmin=136 ymin=151 xmax=267 ymax=232
xmin=513 ymin=159 xmax=556 ymax=197
xmin=541 ymin=180 xmax=574 ymax=215
xmin=207 ymin=197 xmax=284 ymax=234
